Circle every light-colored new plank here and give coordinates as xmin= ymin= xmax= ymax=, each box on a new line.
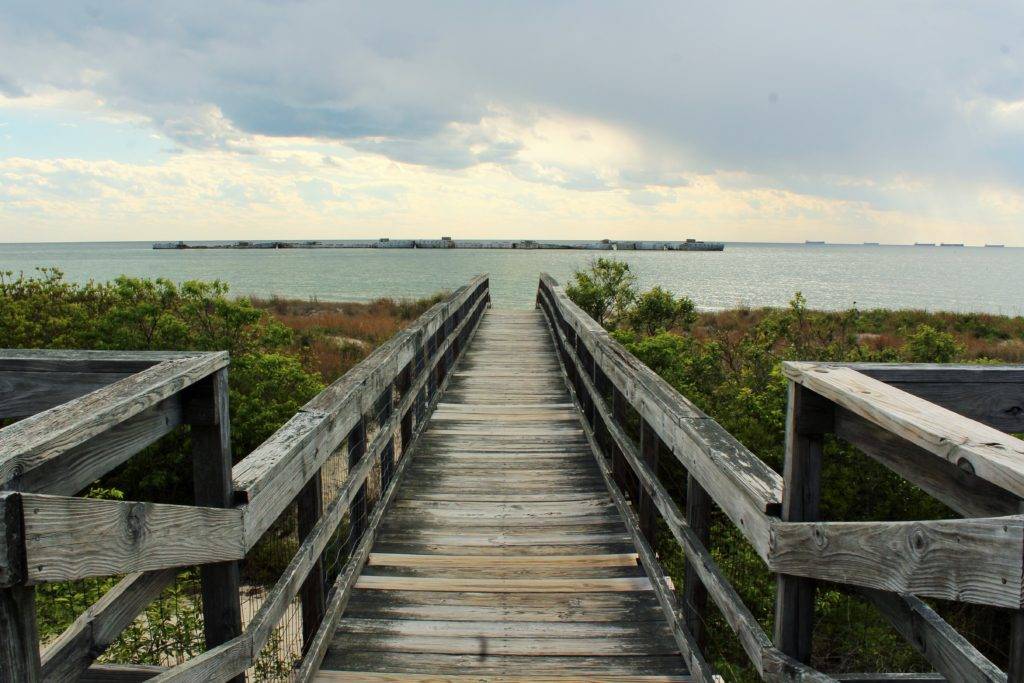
xmin=353 ymin=576 xmax=654 ymax=593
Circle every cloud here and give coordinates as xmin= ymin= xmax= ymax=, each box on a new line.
xmin=0 ymin=73 xmax=25 ymax=97
xmin=1 ymin=2 xmax=1020 ymax=179
xmin=1 ymin=1 xmax=1023 ymax=241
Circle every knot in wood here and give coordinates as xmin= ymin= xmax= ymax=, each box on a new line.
xmin=811 ymin=524 xmax=828 ymax=549
xmin=908 ymin=526 xmax=929 ymax=556
xmin=956 ymin=457 xmax=975 ymax=475
xmin=123 ymin=503 xmax=145 ymax=544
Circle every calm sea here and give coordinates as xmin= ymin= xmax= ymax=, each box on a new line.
xmin=0 ymin=241 xmax=1021 ymax=314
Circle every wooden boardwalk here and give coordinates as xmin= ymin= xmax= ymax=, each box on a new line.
xmin=315 ymin=309 xmax=688 ymax=681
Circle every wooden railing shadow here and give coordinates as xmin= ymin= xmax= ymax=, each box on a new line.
xmin=0 ymin=275 xmax=490 ymax=682
xmin=537 ymin=272 xmax=1020 ymax=683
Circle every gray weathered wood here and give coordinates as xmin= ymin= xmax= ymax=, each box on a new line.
xmin=0 ymin=349 xmax=193 ymax=372
xmin=298 ymin=470 xmax=326 ymax=654
xmin=20 ymin=493 xmax=244 ymax=583
xmin=6 ymin=395 xmax=183 ymax=496
xmin=78 ymin=663 xmax=167 ymax=681
xmin=783 ymin=362 xmax=1024 ymax=499
xmin=538 ymin=295 xmax=827 ymax=681
xmin=188 ymin=369 xmax=243 ymax=682
xmin=768 ymin=514 xmax=1024 ymax=608
xmin=237 ymin=284 xmax=488 ymax=545
xmin=0 ymin=490 xmax=24 ymax=587
xmin=0 ymin=491 xmax=40 ymax=682
xmin=683 ymin=473 xmax=711 ymax=651
xmin=537 ymin=278 xmax=779 ymax=559
xmin=154 ymin=282 xmax=488 ymax=683
xmin=0 ymin=370 xmax=131 ymax=418
xmin=0 ymin=352 xmax=226 ymax=492
xmin=41 ymin=569 xmax=176 ymax=682
xmin=834 ymin=406 xmax=1021 ymax=518
xmin=774 ymin=382 xmax=830 ymax=663
xmin=864 ymin=589 xmax=1004 ymax=683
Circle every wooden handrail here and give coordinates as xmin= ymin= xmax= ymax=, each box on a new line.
xmin=536 ymin=273 xmax=1011 ymax=682
xmin=151 ymin=276 xmax=490 ymax=683
xmin=1 ymin=276 xmax=490 ymax=683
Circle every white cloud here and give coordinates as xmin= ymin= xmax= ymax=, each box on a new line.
xmin=0 ymin=1 xmax=1023 ymax=242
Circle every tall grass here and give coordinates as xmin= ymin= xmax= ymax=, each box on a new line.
xmin=248 ymin=292 xmax=448 ymax=382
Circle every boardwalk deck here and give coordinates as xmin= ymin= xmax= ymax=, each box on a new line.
xmin=315 ymin=309 xmax=689 ymax=681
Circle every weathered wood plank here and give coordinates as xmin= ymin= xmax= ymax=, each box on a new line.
xmin=41 ymin=569 xmax=176 ymax=682
xmin=189 ymin=368 xmax=243 ymax=681
xmin=313 ymin=673 xmax=691 ymax=683
xmin=77 ymin=663 xmax=167 ymax=682
xmin=368 ymin=553 xmax=637 ymax=568
xmin=539 ymin=282 xmax=777 ymax=560
xmin=318 ymin=652 xmax=689 ymax=677
xmin=783 ymin=362 xmax=1024 ymax=499
xmin=0 ymin=370 xmax=131 ymax=418
xmin=0 ymin=349 xmax=192 ymax=372
xmin=238 ymin=285 xmax=488 ymax=543
xmin=6 ymin=396 xmax=183 ymax=496
xmin=537 ymin=298 xmax=822 ymax=681
xmin=774 ymin=382 xmax=829 ymax=663
xmin=328 ymin=631 xmax=678 ymax=656
xmin=337 ymin=617 xmax=675 ymax=639
xmin=769 ymin=515 xmax=1024 ymax=608
xmin=538 ymin=276 xmax=782 ymax=518
xmin=21 ymin=493 xmax=244 ymax=583
xmin=864 ymin=589 xmax=1004 ymax=683
xmin=0 ymin=492 xmax=41 ymax=681
xmin=342 ymin=589 xmax=665 ymax=623
xmin=0 ymin=352 xmax=226 ymax=491
xmin=834 ymin=406 xmax=1021 ymax=518
xmin=353 ymin=576 xmax=654 ymax=592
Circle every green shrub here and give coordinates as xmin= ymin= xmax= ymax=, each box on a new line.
xmin=903 ymin=324 xmax=963 ymax=362
xmin=565 ymin=257 xmax=637 ymax=326
xmin=628 ymin=286 xmax=697 ymax=335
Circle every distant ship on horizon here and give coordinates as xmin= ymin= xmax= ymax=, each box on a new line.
xmin=805 ymin=240 xmax=826 ymax=245
xmin=940 ymin=242 xmax=964 ymax=247
xmin=914 ymin=242 xmax=935 ymax=246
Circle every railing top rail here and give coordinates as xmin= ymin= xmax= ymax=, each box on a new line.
xmin=232 ymin=274 xmax=487 ymax=504
xmin=538 ymin=273 xmax=783 ymax=521
xmin=784 ymin=360 xmax=1024 ymax=499
xmin=0 ymin=351 xmax=228 ymax=492
xmin=536 ymin=273 xmax=1016 ymax=681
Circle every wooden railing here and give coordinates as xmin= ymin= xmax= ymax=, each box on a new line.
xmin=537 ymin=273 xmax=1021 ymax=683
xmin=0 ymin=275 xmax=490 ymax=682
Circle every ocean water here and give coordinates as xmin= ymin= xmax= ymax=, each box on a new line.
xmin=0 ymin=241 xmax=1021 ymax=314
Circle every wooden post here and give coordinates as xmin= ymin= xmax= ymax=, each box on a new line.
xmin=379 ymin=386 xmax=394 ymax=489
xmin=0 ymin=491 xmax=41 ymax=682
xmin=637 ymin=420 xmax=660 ymax=542
xmin=773 ymin=381 xmax=833 ymax=663
xmin=683 ymin=473 xmax=712 ymax=651
xmin=296 ymin=471 xmax=325 ymax=654
xmin=188 ymin=368 xmax=244 ymax=683
xmin=1009 ymin=501 xmax=1024 ymax=682
xmin=347 ymin=417 xmax=368 ymax=555
xmin=399 ymin=364 xmax=413 ymax=458
xmin=611 ymin=387 xmax=633 ymax=500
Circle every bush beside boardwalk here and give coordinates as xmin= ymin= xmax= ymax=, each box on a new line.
xmin=566 ymin=257 xmax=1021 ymax=680
xmin=0 ymin=267 xmax=443 ymax=671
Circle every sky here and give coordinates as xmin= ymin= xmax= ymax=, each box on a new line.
xmin=0 ymin=1 xmax=1022 ymax=244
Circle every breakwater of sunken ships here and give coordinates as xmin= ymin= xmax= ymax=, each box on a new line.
xmin=153 ymin=236 xmax=724 ymax=251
